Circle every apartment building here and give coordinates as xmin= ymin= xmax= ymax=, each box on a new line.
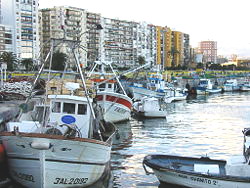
xmin=86 ymin=12 xmax=102 ymax=66
xmin=38 ymin=5 xmax=190 ymax=70
xmin=100 ymin=18 xmax=134 ymax=68
xmin=183 ymin=33 xmax=190 ymax=67
xmin=132 ymin=22 xmax=156 ymax=65
xmin=0 ymin=25 xmax=13 ymax=53
xmin=1 ymin=0 xmax=39 ymax=59
xmin=198 ymin=41 xmax=217 ymax=64
xmin=156 ymin=26 xmax=175 ymax=69
xmin=147 ymin=24 xmax=157 ymax=65
xmin=39 ymin=6 xmax=87 ymax=68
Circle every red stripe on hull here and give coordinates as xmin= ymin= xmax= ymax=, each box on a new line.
xmin=96 ymin=95 xmax=132 ymax=109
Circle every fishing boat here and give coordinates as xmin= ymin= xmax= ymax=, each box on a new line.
xmin=223 ymin=79 xmax=239 ymax=91
xmin=0 ymin=38 xmax=116 ymax=188
xmin=88 ymin=61 xmax=133 ymax=123
xmin=143 ymin=128 xmax=250 ymax=188
xmin=164 ymin=87 xmax=187 ymax=103
xmin=239 ymin=80 xmax=250 ymax=91
xmin=132 ymin=97 xmax=167 ymax=118
xmin=129 ymin=72 xmax=166 ymax=100
xmin=196 ymin=79 xmax=222 ymax=95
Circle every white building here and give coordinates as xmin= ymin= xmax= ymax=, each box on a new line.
xmin=1 ymin=0 xmax=39 ymax=59
xmin=39 ymin=6 xmax=87 ymax=69
xmin=133 ymin=22 xmax=156 ymax=65
xmin=0 ymin=25 xmax=13 ymax=53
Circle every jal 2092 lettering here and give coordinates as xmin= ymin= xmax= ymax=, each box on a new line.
xmin=53 ymin=177 xmax=88 ymax=185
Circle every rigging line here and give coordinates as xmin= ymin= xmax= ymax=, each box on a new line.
xmin=42 ymin=39 xmax=55 ymax=128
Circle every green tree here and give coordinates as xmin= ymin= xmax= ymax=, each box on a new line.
xmin=21 ymin=58 xmax=33 ymax=71
xmin=0 ymin=52 xmax=18 ymax=71
xmin=51 ymin=51 xmax=67 ymax=71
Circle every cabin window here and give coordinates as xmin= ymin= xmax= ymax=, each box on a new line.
xmin=63 ymin=103 xmax=75 ymax=114
xmin=52 ymin=102 xmax=61 ymax=113
xmin=50 ymin=87 xmax=57 ymax=91
xmin=108 ymin=84 xmax=112 ymax=88
xmin=99 ymin=83 xmax=105 ymax=88
xmin=78 ymin=104 xmax=87 ymax=115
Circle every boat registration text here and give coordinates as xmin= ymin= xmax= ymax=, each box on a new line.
xmin=53 ymin=177 xmax=88 ymax=185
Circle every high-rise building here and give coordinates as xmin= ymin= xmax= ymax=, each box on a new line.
xmin=101 ymin=18 xmax=134 ymax=68
xmin=86 ymin=12 xmax=102 ymax=66
xmin=0 ymin=25 xmax=13 ymax=53
xmin=183 ymin=33 xmax=190 ymax=67
xmin=133 ymin=22 xmax=156 ymax=65
xmin=198 ymin=41 xmax=217 ymax=63
xmin=39 ymin=6 xmax=87 ymax=68
xmin=1 ymin=0 xmax=39 ymax=59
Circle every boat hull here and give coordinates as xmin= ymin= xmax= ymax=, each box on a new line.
xmin=223 ymin=85 xmax=240 ymax=92
xmin=143 ymin=155 xmax=250 ymax=188
xmin=153 ymin=168 xmax=250 ymax=188
xmin=1 ymin=133 xmax=112 ymax=188
xmin=130 ymin=86 xmax=165 ymax=100
xmin=196 ymin=87 xmax=221 ymax=95
xmin=240 ymin=86 xmax=250 ymax=91
xmin=135 ymin=111 xmax=167 ymax=118
xmin=96 ymin=91 xmax=132 ymax=123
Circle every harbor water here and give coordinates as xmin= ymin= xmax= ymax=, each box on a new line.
xmin=110 ymin=92 xmax=250 ymax=188
xmin=1 ymin=92 xmax=250 ymax=187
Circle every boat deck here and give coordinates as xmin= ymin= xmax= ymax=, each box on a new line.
xmin=145 ymin=155 xmax=227 ymax=175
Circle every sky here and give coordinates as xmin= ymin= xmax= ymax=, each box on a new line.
xmin=39 ymin=0 xmax=250 ymax=58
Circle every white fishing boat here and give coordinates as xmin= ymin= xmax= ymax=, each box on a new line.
xmin=223 ymin=79 xmax=239 ymax=91
xmin=196 ymin=79 xmax=222 ymax=95
xmin=132 ymin=97 xmax=167 ymax=118
xmin=240 ymin=80 xmax=250 ymax=91
xmin=129 ymin=72 xmax=166 ymax=100
xmin=0 ymin=38 xmax=116 ymax=188
xmin=143 ymin=128 xmax=250 ymax=188
xmin=88 ymin=61 xmax=132 ymax=123
xmin=164 ymin=87 xmax=187 ymax=103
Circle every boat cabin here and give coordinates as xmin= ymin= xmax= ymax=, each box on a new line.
xmin=198 ymin=79 xmax=213 ymax=90
xmin=139 ymin=97 xmax=161 ymax=112
xmin=92 ymin=78 xmax=116 ymax=92
xmin=225 ymin=79 xmax=238 ymax=86
xmin=48 ymin=95 xmax=92 ymax=138
xmin=147 ymin=77 xmax=165 ymax=92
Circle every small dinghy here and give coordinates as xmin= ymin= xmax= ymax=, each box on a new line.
xmin=143 ymin=128 xmax=250 ymax=188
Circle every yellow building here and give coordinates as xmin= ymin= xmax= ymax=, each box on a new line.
xmin=165 ymin=28 xmax=172 ymax=67
xmin=156 ymin=26 xmax=172 ymax=69
xmin=172 ymin=31 xmax=183 ymax=67
xmin=156 ymin=26 xmax=162 ymax=66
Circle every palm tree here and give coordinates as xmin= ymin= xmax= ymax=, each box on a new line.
xmin=21 ymin=58 xmax=33 ymax=71
xmin=51 ymin=51 xmax=67 ymax=71
xmin=0 ymin=52 xmax=18 ymax=71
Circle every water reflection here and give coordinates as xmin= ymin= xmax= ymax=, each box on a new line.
xmin=111 ymin=92 xmax=250 ymax=187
